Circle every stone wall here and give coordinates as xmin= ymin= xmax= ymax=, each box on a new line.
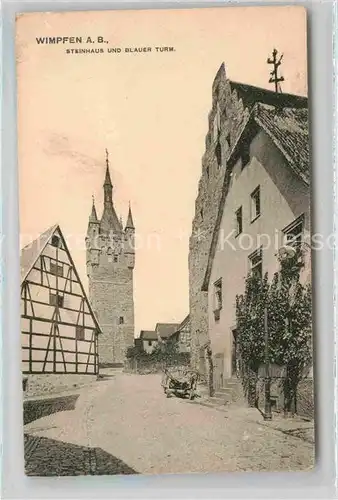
xmin=188 ymin=63 xmax=250 ymax=373
xmin=297 ymin=379 xmax=315 ymax=420
xmin=256 ymin=377 xmax=314 ymax=420
xmin=24 ymin=373 xmax=97 ymax=398
xmin=125 ymin=353 xmax=190 ymax=374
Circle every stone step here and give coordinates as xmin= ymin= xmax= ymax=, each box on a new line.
xmin=206 ymin=395 xmax=228 ymax=406
xmin=215 ymin=387 xmax=233 ymax=397
xmin=222 ymin=378 xmax=242 ymax=387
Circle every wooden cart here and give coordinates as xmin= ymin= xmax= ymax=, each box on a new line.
xmin=161 ymin=367 xmax=199 ymax=400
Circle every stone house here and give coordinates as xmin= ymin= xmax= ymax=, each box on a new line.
xmin=139 ymin=330 xmax=158 ymax=354
xmin=188 ymin=63 xmax=309 ymax=385
xmin=86 ymin=155 xmax=135 ymax=366
xmin=201 ymin=102 xmax=310 ymax=389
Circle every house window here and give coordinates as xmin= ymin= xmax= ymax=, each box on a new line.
xmin=148 ymin=340 xmax=152 ymax=346
xmin=250 ymin=186 xmax=261 ymax=221
xmin=114 ymin=255 xmax=118 ymax=263
xmin=283 ymin=215 xmax=304 ymax=248
xmin=119 ymin=316 xmax=124 ymax=325
xmin=213 ymin=279 xmax=222 ymax=321
xmin=76 ymin=325 xmax=85 ymax=341
xmin=235 ymin=207 xmax=243 ymax=236
xmin=51 ymin=235 xmax=60 ymax=248
xmin=249 ymin=248 xmax=263 ymax=279
xmin=214 ymin=278 xmax=222 ymax=311
xmin=50 ymin=261 xmax=64 ymax=277
xmin=50 ymin=293 xmax=64 ymax=308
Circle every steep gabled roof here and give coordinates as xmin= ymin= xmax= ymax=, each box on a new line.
xmin=229 ymin=81 xmax=307 ymax=110
xmin=20 ymin=224 xmax=102 ymax=333
xmin=176 ymin=314 xmax=190 ymax=332
xmin=20 ymin=224 xmax=58 ymax=282
xmin=139 ymin=330 xmax=157 ymax=341
xmin=202 ymin=101 xmax=310 ymax=292
xmin=227 ymin=103 xmax=310 ymax=184
xmin=167 ymin=315 xmax=190 ymax=340
xmin=255 ymin=104 xmax=309 ymax=184
xmin=155 ymin=323 xmax=180 ymax=340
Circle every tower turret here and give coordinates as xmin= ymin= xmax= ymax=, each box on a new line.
xmin=124 ymin=203 xmax=135 ymax=269
xmin=86 ymin=196 xmax=100 ymax=276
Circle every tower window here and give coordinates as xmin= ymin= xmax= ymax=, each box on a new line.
xmin=119 ymin=316 xmax=124 ymax=325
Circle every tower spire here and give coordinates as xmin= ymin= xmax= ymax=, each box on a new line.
xmin=100 ymin=149 xmax=122 ymax=233
xmin=104 ymin=148 xmax=113 ymax=187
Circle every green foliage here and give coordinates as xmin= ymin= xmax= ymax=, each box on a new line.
xmin=235 ymin=247 xmax=312 ymax=411
xmin=126 ymin=340 xmax=189 ymax=369
xmin=236 ymin=272 xmax=269 ymax=372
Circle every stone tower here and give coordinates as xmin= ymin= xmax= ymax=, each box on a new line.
xmin=86 ymin=152 xmax=135 ymax=366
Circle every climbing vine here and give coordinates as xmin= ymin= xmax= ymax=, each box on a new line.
xmin=235 ymin=247 xmax=312 ymax=412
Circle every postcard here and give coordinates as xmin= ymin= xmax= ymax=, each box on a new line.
xmin=16 ymin=6 xmax=314 ymax=476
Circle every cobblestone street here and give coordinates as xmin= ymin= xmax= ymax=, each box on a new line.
xmin=24 ymin=372 xmax=315 ymax=476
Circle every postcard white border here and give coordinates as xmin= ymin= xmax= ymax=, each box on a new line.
xmin=1 ymin=0 xmax=337 ymax=498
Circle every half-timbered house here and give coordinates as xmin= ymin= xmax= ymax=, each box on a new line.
xmin=21 ymin=225 xmax=101 ymax=378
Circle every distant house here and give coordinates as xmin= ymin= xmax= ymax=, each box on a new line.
xmin=134 ymin=337 xmax=143 ymax=350
xmin=139 ymin=330 xmax=158 ymax=353
xmin=21 ymin=224 xmax=101 ymax=377
xmin=155 ymin=323 xmax=180 ymax=343
xmin=167 ymin=315 xmax=191 ymax=353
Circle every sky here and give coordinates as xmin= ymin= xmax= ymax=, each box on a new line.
xmin=16 ymin=6 xmax=307 ymax=335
